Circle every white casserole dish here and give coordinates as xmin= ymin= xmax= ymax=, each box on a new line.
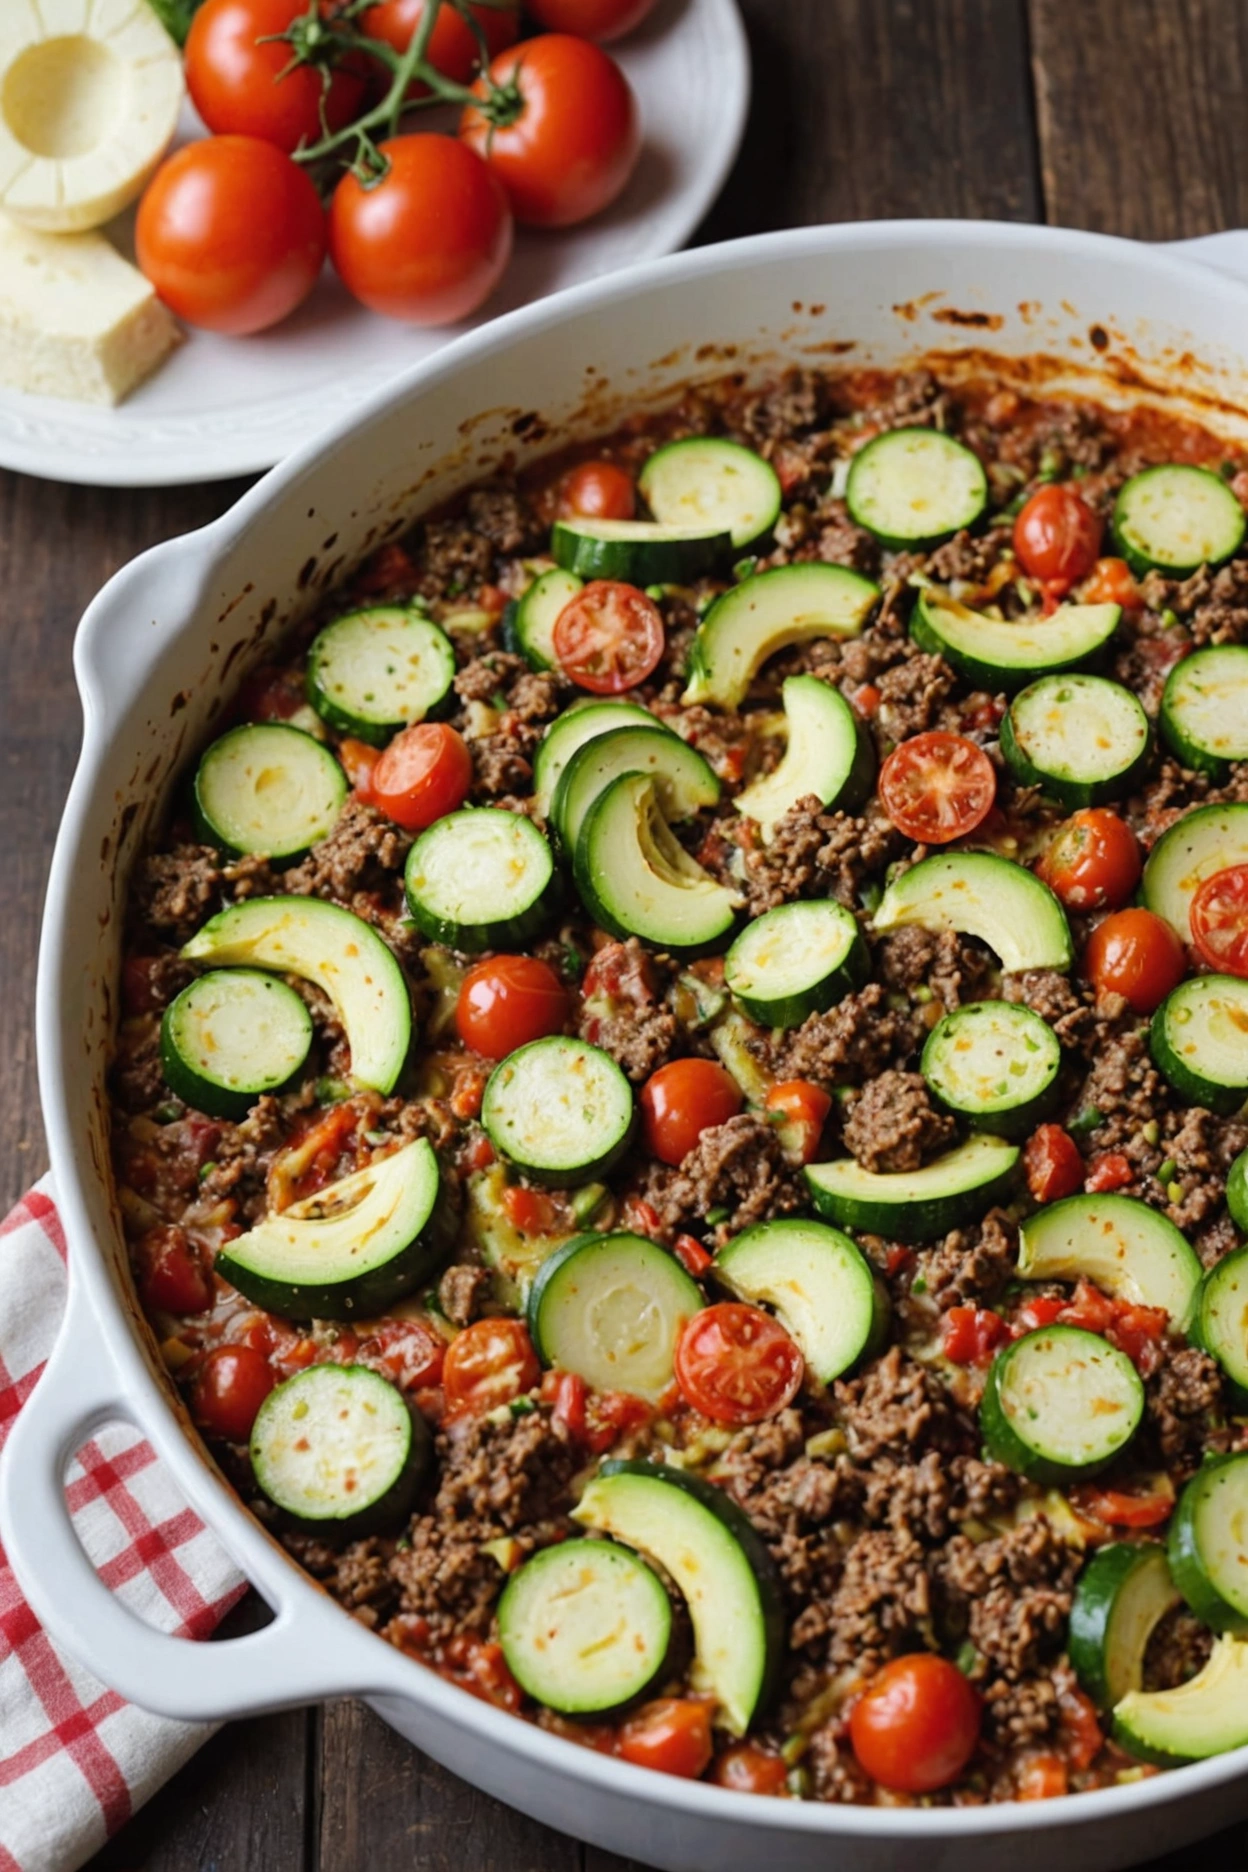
xmin=7 ymin=219 xmax=1248 ymax=1871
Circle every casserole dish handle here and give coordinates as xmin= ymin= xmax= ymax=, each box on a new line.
xmin=0 ymin=1270 xmax=384 ymax=1721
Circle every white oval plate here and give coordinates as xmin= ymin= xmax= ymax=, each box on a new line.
xmin=0 ymin=0 xmax=747 ymax=488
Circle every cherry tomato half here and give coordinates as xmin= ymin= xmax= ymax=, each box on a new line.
xmin=461 ymin=34 xmax=640 ymax=228
xmin=186 ymin=0 xmax=366 ymax=152
xmin=1082 ymin=907 xmax=1186 ymax=1014
xmin=442 ymin=1317 xmax=540 ymax=1415
xmin=525 ymin=0 xmax=659 ymax=40
xmin=137 ymin=136 xmax=327 ymax=334
xmin=711 ymin=1743 xmax=789 ymax=1795
xmin=849 ymin=1655 xmax=982 ymax=1794
xmin=329 ymin=134 xmax=512 ymax=325
xmin=617 ymin=1698 xmax=714 ymax=1778
xmin=369 ymin=722 xmax=472 ymax=829
xmin=878 ymin=731 xmax=996 ymax=844
xmin=456 ymin=955 xmax=569 ymax=1058
xmin=552 ymin=580 xmax=665 ymax=694
xmin=135 ymin=1224 xmax=214 ymax=1315
xmin=191 ymin=1344 xmax=275 ymax=1442
xmin=1013 ymin=485 xmax=1103 ymax=596
xmin=1190 ymin=864 xmax=1248 ymax=977
xmin=674 ymin=1303 xmax=804 ymax=1425
xmin=640 ymin=1058 xmax=742 ymax=1167
xmin=362 ymin=0 xmax=519 ymax=90
xmin=557 ymin=460 xmax=636 ymax=521
xmin=1036 ymin=809 xmax=1142 ymax=913
xmin=1023 ymin=1124 xmax=1084 ymax=1204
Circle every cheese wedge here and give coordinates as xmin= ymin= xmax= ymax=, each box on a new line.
xmin=0 ymin=0 xmax=184 ymax=234
xmin=0 ymin=213 xmax=180 ymax=404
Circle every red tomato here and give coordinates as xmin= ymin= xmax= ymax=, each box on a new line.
xmin=878 ymin=732 xmax=996 ymax=844
xmin=501 ymin=1184 xmax=558 ymax=1235
xmin=552 ymin=580 xmax=664 ymax=693
xmin=449 ymin=1064 xmax=486 ymax=1121
xmin=849 ymin=1655 xmax=982 ymax=1794
xmin=1013 ymin=485 xmax=1103 ymax=597
xmin=1071 ymin=1479 xmax=1175 ymax=1529
xmin=675 ymin=1303 xmax=803 ymax=1425
xmin=362 ymin=0 xmax=519 ymax=89
xmin=542 ymin=1369 xmax=648 ymax=1453
xmin=942 ymin=1306 xmax=1009 ymax=1366
xmin=355 ymin=1318 xmax=446 ymax=1389
xmin=186 ymin=0 xmax=365 ymax=152
xmin=442 ymin=1318 xmax=540 ymax=1415
xmin=617 ymin=1698 xmax=713 ymax=1778
xmin=557 ymin=460 xmax=636 ymax=521
xmin=763 ymin=1080 xmax=832 ymax=1164
xmin=1082 ymin=907 xmax=1186 ymax=1014
xmin=338 ymin=736 xmax=381 ymax=797
xmin=235 ymin=662 xmax=306 ymax=722
xmin=1059 ymin=1682 xmax=1104 ymax=1772
xmin=854 ymin=682 xmax=882 ymax=718
xmin=135 ymin=1225 xmax=214 ymax=1315
xmin=1084 ymin=1151 xmax=1135 ymax=1194
xmin=121 ymin=955 xmax=164 ymax=1017
xmin=329 ymin=135 xmax=512 ymax=325
xmin=1023 ymin=1124 xmax=1084 ymax=1204
xmin=1017 ymin=1754 xmax=1069 ymax=1801
xmin=711 ymin=1744 xmax=789 ymax=1795
xmin=137 ymin=137 xmax=326 ymax=334
xmin=191 ymin=1345 xmax=275 ymax=1442
xmin=525 ymin=0 xmax=658 ymax=39
xmin=1080 ymin=556 xmax=1140 ymax=609
xmin=640 ymin=1058 xmax=742 ymax=1167
xmin=673 ymin=1233 xmax=713 ymax=1277
xmin=1191 ymin=864 xmax=1248 ymax=977
xmin=456 ymin=954 xmax=569 ymax=1058
xmin=369 ymin=722 xmax=472 ymax=829
xmin=460 ymin=35 xmax=640 ymax=228
xmin=1037 ymin=809 xmax=1142 ymax=914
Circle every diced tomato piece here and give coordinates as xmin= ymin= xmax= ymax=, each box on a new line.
xmin=234 ymin=663 xmax=306 ymax=722
xmin=477 ymin=583 xmax=508 ymax=616
xmin=1012 ymin=1293 xmax=1068 ymax=1334
xmin=463 ymin=1131 xmax=497 ymax=1173
xmin=764 ymin=1079 xmax=833 ymax=1165
xmin=1060 ymin=1276 xmax=1116 ymax=1335
xmin=712 ymin=1744 xmax=789 ymax=1795
xmin=135 ymin=1225 xmax=215 ymax=1316
xmin=354 ymin=540 xmax=416 ymax=595
xmin=942 ymin=1305 xmax=1009 ymax=1366
xmin=356 ymin=1318 xmax=447 ymax=1390
xmin=121 ymin=954 xmax=165 ymax=1016
xmin=673 ymin=1233 xmax=713 ymax=1278
xmin=621 ymin=1197 xmax=663 ymax=1239
xmin=338 ymin=736 xmax=381 ymax=797
xmin=1058 ymin=1683 xmax=1103 ymax=1772
xmin=1071 ymin=1478 xmax=1175 ymax=1529
xmin=450 ymin=1066 xmax=487 ymax=1121
xmin=617 ymin=1698 xmax=714 ymax=1778
xmin=544 ymin=1367 xmax=588 ymax=1438
xmin=1105 ymin=1300 xmax=1169 ymax=1373
xmin=1023 ymin=1124 xmax=1084 ymax=1204
xmin=1079 ymin=556 xmax=1140 ymax=609
xmin=502 ymin=1184 xmax=557 ymax=1235
xmin=1085 ymin=1152 xmax=1134 ymax=1193
xmin=884 ymin=1243 xmax=914 ymax=1279
xmin=854 ymin=682 xmax=882 ymax=718
xmin=441 ymin=1636 xmax=524 ymax=1712
xmin=1017 ymin=1753 xmax=1069 ymax=1801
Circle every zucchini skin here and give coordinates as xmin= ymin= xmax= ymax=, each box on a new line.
xmin=1167 ymin=1455 xmax=1248 ymax=1635
xmin=551 ymin=521 xmax=731 ymax=584
xmin=909 ymin=593 xmax=1118 ymax=694
xmin=1068 ymin=1541 xmax=1179 ymax=1710
xmin=1228 ymin=1149 xmax=1248 ymax=1233
xmin=999 ymin=698 xmax=1152 ymax=810
xmin=1158 ymin=646 xmax=1248 ymax=781
xmin=1149 ymin=998 xmax=1248 ymax=1118
xmin=1190 ymin=1246 xmax=1248 ymax=1407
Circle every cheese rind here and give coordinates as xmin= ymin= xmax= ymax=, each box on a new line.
xmin=0 ymin=214 xmax=180 ymax=404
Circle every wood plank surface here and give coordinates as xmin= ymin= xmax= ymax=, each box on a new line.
xmin=0 ymin=0 xmax=1241 ymax=1865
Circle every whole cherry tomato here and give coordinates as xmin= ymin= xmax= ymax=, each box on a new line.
xmin=137 ymin=137 xmax=326 ymax=334
xmin=442 ymin=1317 xmax=540 ymax=1415
xmin=369 ymin=722 xmax=472 ymax=828
xmin=1190 ymin=864 xmax=1248 ymax=977
xmin=460 ymin=35 xmax=640 ymax=228
xmin=849 ymin=1655 xmax=982 ymax=1793
xmin=640 ymin=1058 xmax=742 ymax=1166
xmin=329 ymin=135 xmax=512 ymax=325
xmin=1013 ymin=485 xmax=1103 ymax=597
xmin=1082 ymin=907 xmax=1186 ymax=1014
xmin=711 ymin=1744 xmax=789 ymax=1795
xmin=186 ymin=0 xmax=366 ymax=152
xmin=525 ymin=0 xmax=659 ymax=40
xmin=674 ymin=1303 xmax=804 ymax=1424
xmin=457 ymin=955 xmax=569 ymax=1058
xmin=557 ymin=460 xmax=636 ymax=521
xmin=362 ymin=0 xmax=519 ymax=90
xmin=1037 ymin=809 xmax=1142 ymax=913
xmin=135 ymin=1225 xmax=215 ymax=1315
xmin=1023 ymin=1124 xmax=1084 ymax=1204
xmin=617 ymin=1699 xmax=714 ymax=1778
xmin=553 ymin=580 xmax=665 ymax=693
xmin=192 ymin=1345 xmax=275 ymax=1442
xmin=878 ymin=731 xmax=997 ymax=844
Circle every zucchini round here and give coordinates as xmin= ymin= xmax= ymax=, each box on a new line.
xmin=1228 ymin=1148 xmax=1248 ymax=1232
xmin=193 ymin=723 xmax=347 ymax=861
xmin=250 ymin=1363 xmax=429 ymax=1533
xmin=723 ymin=899 xmax=867 ymax=1029
xmin=638 ymin=436 xmax=783 ymax=550
xmin=1193 ymin=1244 xmax=1248 ymax=1400
xmin=1168 ymin=1454 xmax=1248 ymax=1634
xmin=844 ymin=427 xmax=988 ymax=548
xmin=527 ymin=1230 xmax=701 ymax=1400
xmin=551 ymin=723 xmax=719 ymax=862
xmin=1160 ymin=644 xmax=1248 ymax=781
xmin=1112 ymin=464 xmax=1246 ymax=577
xmin=404 ymin=809 xmax=557 ymax=952
xmin=920 ymin=999 xmax=1061 ymax=1138
xmin=714 ymin=1218 xmax=888 ymax=1384
xmin=1142 ymin=802 xmax=1248 ymax=943
xmin=306 ymin=606 xmax=455 ymax=745
xmin=1000 ymin=673 xmax=1151 ymax=808
xmin=483 ymin=1036 xmax=636 ymax=1187
xmin=513 ymin=567 xmax=583 ymax=672
xmin=160 ymin=968 xmax=312 ymax=1119
xmin=498 ymin=1540 xmax=674 ymax=1716
xmin=1150 ymin=974 xmax=1248 ymax=1116
xmin=980 ymin=1325 xmax=1144 ymax=1484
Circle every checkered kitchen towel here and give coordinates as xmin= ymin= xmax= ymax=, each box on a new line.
xmin=0 ymin=1181 xmax=244 ymax=1872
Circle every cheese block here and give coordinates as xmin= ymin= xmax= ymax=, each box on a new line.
xmin=0 ymin=214 xmax=181 ymax=405
xmin=0 ymin=0 xmax=183 ymax=234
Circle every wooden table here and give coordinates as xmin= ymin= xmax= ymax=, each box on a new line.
xmin=4 ymin=1 xmax=1248 ymax=1863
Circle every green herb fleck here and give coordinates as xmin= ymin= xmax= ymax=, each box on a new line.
xmin=705 ymin=1206 xmax=730 ymax=1227
xmin=1167 ymin=1181 xmax=1184 ymax=1205
xmin=1157 ymin=1157 xmax=1178 ymax=1186
xmin=1067 ymin=1105 xmax=1104 ymax=1138
xmin=910 ymin=1275 xmax=928 ymax=1295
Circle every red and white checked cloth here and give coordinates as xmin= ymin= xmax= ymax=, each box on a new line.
xmin=0 ymin=1181 xmax=245 ymax=1872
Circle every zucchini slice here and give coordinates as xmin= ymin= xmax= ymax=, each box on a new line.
xmin=910 ymin=589 xmax=1120 ymax=693
xmin=483 ymin=1036 xmax=636 ymax=1187
xmin=527 ymin=1230 xmax=701 ymax=1400
xmin=160 ymin=968 xmax=312 ymax=1119
xmin=1000 ymin=674 xmax=1151 ymax=809
xmin=216 ymin=1138 xmax=454 ymax=1318
xmin=734 ymin=674 xmax=875 ymax=840
xmin=1168 ymin=1454 xmax=1248 ymax=1633
xmin=1160 ymin=644 xmax=1248 ymax=781
xmin=193 ymin=724 xmax=347 ymax=862
xmin=805 ymin=1133 xmax=1019 ymax=1242
xmin=532 ymin=698 xmax=654 ymax=818
xmin=980 ymin=1325 xmax=1144 ymax=1483
xmin=572 ymin=1461 xmax=785 ymax=1736
xmin=1150 ymin=974 xmax=1248 ymax=1116
xmin=498 ymin=1540 xmax=674 ymax=1716
xmin=682 ymin=563 xmax=879 ymax=710
xmin=1142 ymin=801 xmax=1248 ymax=943
xmin=872 ymin=851 xmax=1073 ymax=973
xmin=1193 ymin=1245 xmax=1248 ymax=1399
xmin=638 ymin=436 xmax=783 ymax=550
xmin=723 ymin=899 xmax=867 ymax=1030
xmin=513 ymin=568 xmax=583 ymax=673
xmin=573 ymin=771 xmax=740 ymax=954
xmin=551 ymin=517 xmax=732 ymax=584
xmin=714 ymin=1218 xmax=888 ymax=1384
xmin=1017 ymin=1194 xmax=1202 ymax=1330
xmin=552 ymin=723 xmax=719 ymax=861
xmin=920 ymin=999 xmax=1061 ymax=1138
xmin=1228 ymin=1149 xmax=1248 ymax=1232
xmin=1114 ymin=1636 xmax=1248 ymax=1765
xmin=404 ymin=809 xmax=557 ymax=952
xmin=181 ymin=897 xmax=411 ymax=1095
xmin=1069 ymin=1543 xmax=1182 ymax=1711
xmin=1112 ymin=464 xmax=1246 ymax=578
xmin=250 ymin=1364 xmax=429 ymax=1532
xmin=306 ymin=606 xmax=455 ymax=745
xmin=844 ymin=427 xmax=988 ymax=548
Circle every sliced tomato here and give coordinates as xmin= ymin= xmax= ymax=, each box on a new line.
xmin=878 ymin=731 xmax=996 ymax=844
xmin=370 ymin=722 xmax=472 ymax=830
xmin=557 ymin=460 xmax=635 ymax=521
xmin=617 ymin=1698 xmax=713 ymax=1778
xmin=442 ymin=1317 xmax=540 ymax=1414
xmin=552 ymin=580 xmax=664 ymax=693
xmin=674 ymin=1302 xmax=803 ymax=1425
xmin=1191 ymin=864 xmax=1248 ymax=977
xmin=1023 ymin=1124 xmax=1084 ymax=1204
xmin=763 ymin=1079 xmax=832 ymax=1164
xmin=1071 ymin=1478 xmax=1175 ymax=1529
